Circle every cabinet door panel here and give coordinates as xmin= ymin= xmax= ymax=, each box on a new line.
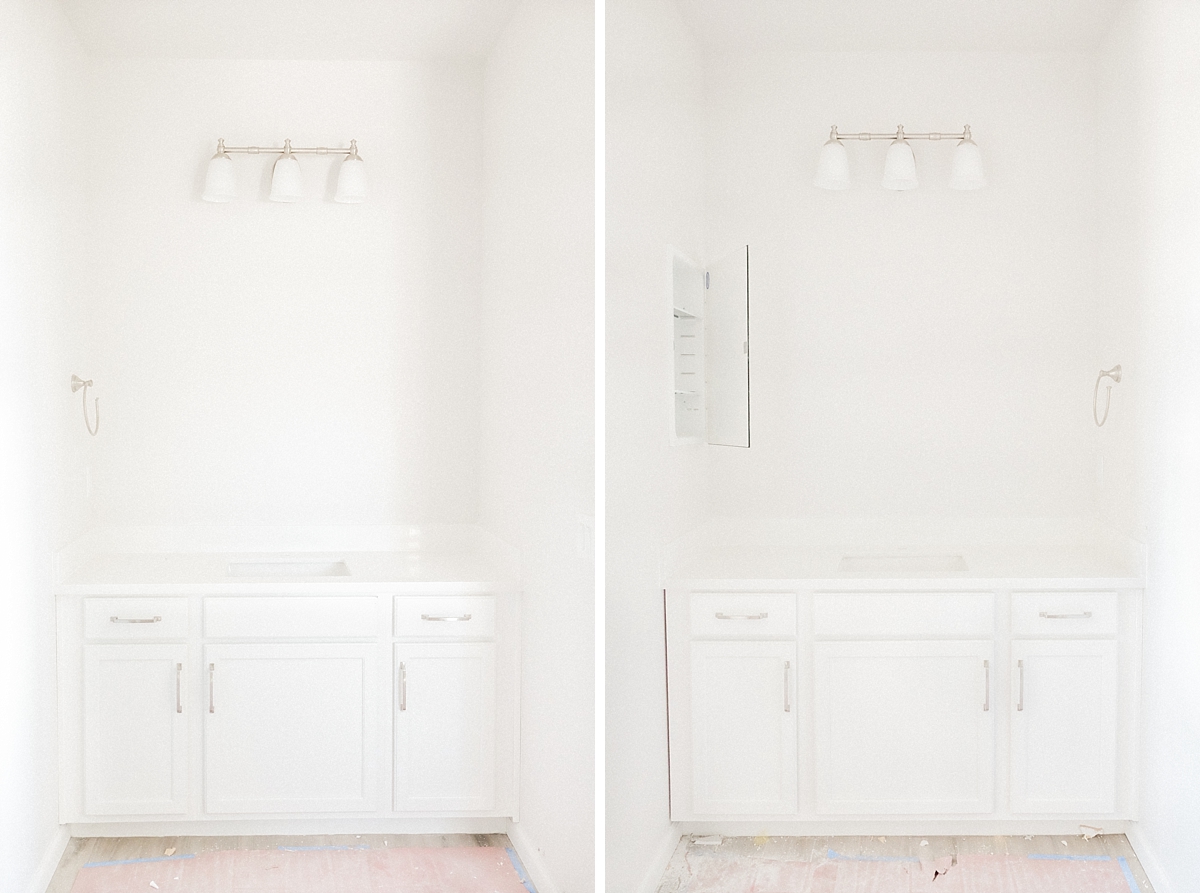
xmin=690 ymin=640 xmax=797 ymax=815
xmin=1011 ymin=640 xmax=1117 ymax=813
xmin=204 ymin=643 xmax=375 ymax=813
xmin=814 ymin=641 xmax=994 ymax=814
xmin=83 ymin=644 xmax=188 ymax=815
xmin=394 ymin=643 xmax=495 ymax=811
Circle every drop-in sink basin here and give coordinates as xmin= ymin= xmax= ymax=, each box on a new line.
xmin=226 ymin=560 xmax=351 ymax=578
xmin=838 ymin=554 xmax=967 ymax=574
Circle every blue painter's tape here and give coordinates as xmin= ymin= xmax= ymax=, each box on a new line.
xmin=1027 ymin=854 xmax=1111 ymax=862
xmin=84 ymin=854 xmax=197 ymax=868
xmin=826 ymin=848 xmax=920 ymax=863
xmin=277 ymin=845 xmax=370 ymax=851
xmin=1118 ymin=856 xmax=1141 ymax=893
xmin=505 ymin=846 xmax=538 ymax=893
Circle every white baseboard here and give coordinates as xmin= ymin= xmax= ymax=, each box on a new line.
xmin=26 ymin=826 xmax=70 ymax=893
xmin=506 ymin=821 xmax=561 ymax=893
xmin=635 ymin=826 xmax=682 ymax=893
xmin=1126 ymin=824 xmax=1176 ymax=893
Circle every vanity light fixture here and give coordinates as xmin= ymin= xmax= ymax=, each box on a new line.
xmin=813 ymin=125 xmax=985 ymax=191
xmin=202 ymin=137 xmax=366 ymax=203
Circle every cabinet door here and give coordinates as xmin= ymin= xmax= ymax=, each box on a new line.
xmin=83 ymin=644 xmax=188 ymax=815
xmin=814 ymin=641 xmax=994 ymax=814
xmin=1011 ymin=640 xmax=1117 ymax=814
xmin=690 ymin=640 xmax=797 ymax=815
xmin=394 ymin=643 xmax=495 ymax=811
xmin=204 ymin=643 xmax=375 ymax=813
xmin=705 ymin=245 xmax=750 ymax=447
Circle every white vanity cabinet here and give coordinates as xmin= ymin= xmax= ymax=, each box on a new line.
xmin=666 ymin=581 xmax=1141 ymax=828
xmin=57 ymin=584 xmax=519 ymax=827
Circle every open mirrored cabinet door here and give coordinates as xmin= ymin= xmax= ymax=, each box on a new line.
xmin=705 ymin=245 xmax=750 ymax=447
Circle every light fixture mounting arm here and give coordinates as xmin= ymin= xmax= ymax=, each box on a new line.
xmin=828 ymin=125 xmax=973 ymax=142
xmin=213 ymin=138 xmax=362 ymax=157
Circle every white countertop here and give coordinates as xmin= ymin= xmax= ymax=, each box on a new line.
xmin=664 ymin=517 xmax=1146 ymax=586
xmin=55 ymin=525 xmax=520 ymax=594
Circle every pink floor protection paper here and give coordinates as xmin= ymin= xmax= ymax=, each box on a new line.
xmin=70 ymin=845 xmax=537 ymax=893
xmin=677 ymin=850 xmax=1140 ymax=893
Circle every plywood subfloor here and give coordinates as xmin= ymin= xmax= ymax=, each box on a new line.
xmin=44 ymin=833 xmax=513 ymax=893
xmin=655 ymin=834 xmax=1155 ymax=893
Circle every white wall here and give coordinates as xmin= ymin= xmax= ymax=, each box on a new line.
xmin=605 ymin=1 xmax=706 ymax=890
xmin=703 ymin=51 xmax=1102 ymax=521
xmin=1098 ymin=3 xmax=1200 ymax=891
xmin=479 ymin=1 xmax=594 ymax=890
xmin=78 ymin=57 xmax=484 ymax=527
xmin=0 ymin=1 xmax=89 ymax=891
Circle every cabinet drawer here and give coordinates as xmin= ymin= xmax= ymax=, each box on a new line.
xmin=689 ymin=593 xmax=796 ymax=638
xmin=203 ymin=597 xmax=378 ymax=639
xmin=394 ymin=596 xmax=495 ymax=638
xmin=84 ymin=598 xmax=188 ymax=640
xmin=1012 ymin=591 xmax=1117 ymax=637
xmin=813 ymin=592 xmax=994 ymax=638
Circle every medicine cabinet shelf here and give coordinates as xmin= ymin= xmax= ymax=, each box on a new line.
xmin=671 ymin=247 xmax=750 ymax=447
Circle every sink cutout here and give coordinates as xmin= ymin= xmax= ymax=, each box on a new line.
xmin=227 ymin=560 xmax=350 ymax=578
xmin=838 ymin=554 xmax=967 ymax=574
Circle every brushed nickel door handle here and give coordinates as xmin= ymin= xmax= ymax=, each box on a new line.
xmin=398 ymin=662 xmax=407 ymax=711
xmin=983 ymin=660 xmax=990 ymax=712
xmin=1017 ymin=660 xmax=1025 ymax=712
xmin=111 ymin=615 xmax=162 ymax=624
xmin=176 ymin=663 xmax=183 ymax=714
xmin=1039 ymin=611 xmax=1092 ymax=620
xmin=208 ymin=663 xmax=215 ymax=714
xmin=420 ymin=614 xmax=472 ymax=622
xmin=783 ymin=661 xmax=791 ymax=713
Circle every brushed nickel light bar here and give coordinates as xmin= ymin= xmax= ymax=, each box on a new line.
xmin=813 ymin=124 xmax=985 ymax=191
xmin=202 ymin=137 xmax=366 ymax=203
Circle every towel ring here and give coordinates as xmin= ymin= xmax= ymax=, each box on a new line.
xmin=71 ymin=374 xmax=100 ymax=436
xmin=1093 ymin=365 xmax=1121 ymax=427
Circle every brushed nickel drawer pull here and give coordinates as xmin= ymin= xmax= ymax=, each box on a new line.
xmin=1039 ymin=611 xmax=1092 ymax=620
xmin=715 ymin=612 xmax=768 ymax=620
xmin=208 ymin=663 xmax=215 ymax=714
xmin=110 ymin=615 xmax=162 ymax=624
xmin=176 ymin=663 xmax=183 ymax=714
xmin=983 ymin=660 xmax=990 ymax=712
xmin=1017 ymin=660 xmax=1025 ymax=711
xmin=398 ymin=662 xmax=407 ymax=711
xmin=420 ymin=614 xmax=472 ymax=622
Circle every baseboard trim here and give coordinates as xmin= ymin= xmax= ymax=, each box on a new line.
xmin=635 ymin=826 xmax=682 ymax=893
xmin=27 ymin=826 xmax=70 ymax=893
xmin=1126 ymin=825 xmax=1175 ymax=893
xmin=67 ymin=817 xmax=509 ymax=837
xmin=505 ymin=821 xmax=560 ymax=893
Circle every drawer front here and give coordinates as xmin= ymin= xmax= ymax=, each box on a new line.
xmin=813 ymin=592 xmax=994 ymax=638
xmin=203 ymin=596 xmax=378 ymax=639
xmin=84 ymin=597 xmax=188 ymax=640
xmin=394 ymin=596 xmax=495 ymax=638
xmin=689 ymin=593 xmax=796 ymax=638
xmin=1012 ymin=591 xmax=1118 ymax=637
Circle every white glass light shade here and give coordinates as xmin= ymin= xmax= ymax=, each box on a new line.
xmin=202 ymin=152 xmax=236 ymax=202
xmin=881 ymin=138 xmax=918 ymax=190
xmin=813 ymin=138 xmax=850 ymax=190
xmin=334 ymin=155 xmax=367 ymax=203
xmin=949 ymin=137 xmax=986 ymax=190
xmin=269 ymin=153 xmax=303 ymax=202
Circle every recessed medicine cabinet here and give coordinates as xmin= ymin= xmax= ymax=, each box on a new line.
xmin=672 ymin=246 xmax=750 ymax=447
